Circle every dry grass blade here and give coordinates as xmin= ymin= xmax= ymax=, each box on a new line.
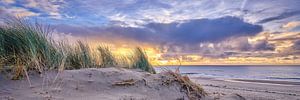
xmin=0 ymin=16 xmax=159 ymax=82
xmin=164 ymin=71 xmax=207 ymax=100
xmin=131 ymin=47 xmax=156 ymax=74
xmin=0 ymin=16 xmax=64 ymax=77
xmin=113 ymin=79 xmax=137 ymax=86
xmin=97 ymin=45 xmax=117 ymax=68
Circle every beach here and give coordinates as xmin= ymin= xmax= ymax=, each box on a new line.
xmin=1 ymin=67 xmax=300 ymax=100
xmin=1 ymin=1 xmax=300 ymax=99
xmin=0 ymin=68 xmax=206 ymax=100
xmin=154 ymin=65 xmax=300 ymax=99
xmin=193 ymin=77 xmax=300 ymax=100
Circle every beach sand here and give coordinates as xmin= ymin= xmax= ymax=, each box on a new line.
xmin=193 ymin=77 xmax=300 ymax=100
xmin=1 ymin=68 xmax=299 ymax=100
xmin=0 ymin=68 xmax=205 ymax=100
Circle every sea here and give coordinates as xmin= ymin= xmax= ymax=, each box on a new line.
xmin=154 ymin=65 xmax=300 ymax=82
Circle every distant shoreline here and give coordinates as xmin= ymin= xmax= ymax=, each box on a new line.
xmin=155 ymin=65 xmax=300 ymax=67
xmin=229 ymin=79 xmax=300 ymax=86
xmin=192 ymin=76 xmax=300 ymax=86
xmin=192 ymin=76 xmax=300 ymax=99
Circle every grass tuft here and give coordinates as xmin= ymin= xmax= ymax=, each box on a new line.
xmin=64 ymin=41 xmax=94 ymax=69
xmin=97 ymin=45 xmax=117 ymax=67
xmin=0 ymin=17 xmax=64 ymax=78
xmin=0 ymin=17 xmax=157 ymax=79
xmin=164 ymin=70 xmax=207 ymax=99
xmin=131 ymin=47 xmax=156 ymax=74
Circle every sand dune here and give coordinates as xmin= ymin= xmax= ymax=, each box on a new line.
xmin=0 ymin=68 xmax=206 ymax=100
xmin=2 ymin=68 xmax=273 ymax=100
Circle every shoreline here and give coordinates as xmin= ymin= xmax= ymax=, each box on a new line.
xmin=155 ymin=65 xmax=300 ymax=67
xmin=229 ymin=79 xmax=300 ymax=86
xmin=191 ymin=76 xmax=300 ymax=86
xmin=1 ymin=68 xmax=300 ymax=99
xmin=192 ymin=76 xmax=300 ymax=86
xmin=192 ymin=76 xmax=300 ymax=99
xmin=154 ymin=64 xmax=300 ymax=66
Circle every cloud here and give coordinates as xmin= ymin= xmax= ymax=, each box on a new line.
xmin=2 ymin=0 xmax=299 ymax=32
xmin=63 ymin=0 xmax=300 ymax=31
xmin=55 ymin=16 xmax=263 ymax=46
xmin=282 ymin=22 xmax=300 ymax=32
xmin=269 ymin=32 xmax=300 ymax=41
xmin=257 ymin=10 xmax=300 ymax=24
xmin=60 ymin=0 xmax=248 ymax=27
xmin=219 ymin=37 xmax=251 ymax=51
xmin=0 ymin=7 xmax=40 ymax=17
xmin=53 ymin=16 xmax=266 ymax=57
xmin=278 ymin=39 xmax=300 ymax=55
xmin=282 ymin=21 xmax=300 ymax=29
xmin=23 ymin=0 xmax=65 ymax=19
xmin=218 ymin=36 xmax=274 ymax=52
xmin=0 ymin=0 xmax=15 ymax=4
xmin=252 ymin=40 xmax=275 ymax=51
xmin=158 ymin=36 xmax=275 ymax=57
xmin=146 ymin=16 xmax=263 ymax=44
xmin=0 ymin=0 xmax=65 ymax=19
xmin=293 ymin=40 xmax=300 ymax=50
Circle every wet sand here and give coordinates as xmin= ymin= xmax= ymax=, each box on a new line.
xmin=193 ymin=77 xmax=300 ymax=100
xmin=232 ymin=79 xmax=300 ymax=85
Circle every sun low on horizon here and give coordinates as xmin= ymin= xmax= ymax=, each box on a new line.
xmin=1 ymin=0 xmax=300 ymax=65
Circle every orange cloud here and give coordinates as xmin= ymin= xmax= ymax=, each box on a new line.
xmin=282 ymin=21 xmax=300 ymax=30
xmin=5 ymin=7 xmax=40 ymax=17
xmin=1 ymin=0 xmax=15 ymax=4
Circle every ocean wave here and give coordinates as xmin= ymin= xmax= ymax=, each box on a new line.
xmin=267 ymin=77 xmax=300 ymax=80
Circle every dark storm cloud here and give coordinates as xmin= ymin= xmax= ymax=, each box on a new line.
xmin=257 ymin=10 xmax=300 ymax=24
xmin=277 ymin=40 xmax=300 ymax=56
xmin=252 ymin=40 xmax=275 ymax=51
xmin=56 ymin=16 xmax=263 ymax=45
xmin=217 ymin=37 xmax=274 ymax=52
xmin=54 ymin=24 xmax=158 ymax=42
xmin=291 ymin=26 xmax=300 ymax=32
xmin=146 ymin=16 xmax=262 ymax=44
xmin=226 ymin=37 xmax=252 ymax=51
xmin=293 ymin=40 xmax=300 ymax=50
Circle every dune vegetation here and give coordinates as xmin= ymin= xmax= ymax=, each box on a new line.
xmin=0 ymin=17 xmax=156 ymax=79
xmin=0 ymin=17 xmax=208 ymax=100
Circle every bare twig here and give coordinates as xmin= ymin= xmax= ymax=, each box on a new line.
xmin=113 ymin=79 xmax=137 ymax=86
xmin=23 ymin=65 xmax=32 ymax=88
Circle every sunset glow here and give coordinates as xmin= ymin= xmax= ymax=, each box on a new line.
xmin=1 ymin=0 xmax=300 ymax=65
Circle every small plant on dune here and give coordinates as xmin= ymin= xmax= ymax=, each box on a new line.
xmin=0 ymin=17 xmax=64 ymax=78
xmin=116 ymin=55 xmax=132 ymax=68
xmin=65 ymin=48 xmax=82 ymax=69
xmin=77 ymin=41 xmax=94 ymax=68
xmin=65 ymin=41 xmax=94 ymax=69
xmin=0 ymin=16 xmax=159 ymax=80
xmin=97 ymin=45 xmax=117 ymax=67
xmin=163 ymin=70 xmax=207 ymax=99
xmin=131 ymin=47 xmax=156 ymax=74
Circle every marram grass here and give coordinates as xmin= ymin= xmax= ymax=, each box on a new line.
xmin=0 ymin=17 xmax=64 ymax=74
xmin=131 ymin=47 xmax=156 ymax=74
xmin=97 ymin=45 xmax=117 ymax=67
xmin=0 ymin=17 xmax=156 ymax=79
xmin=64 ymin=41 xmax=94 ymax=69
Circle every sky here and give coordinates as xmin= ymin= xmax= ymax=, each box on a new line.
xmin=0 ymin=0 xmax=300 ymax=64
